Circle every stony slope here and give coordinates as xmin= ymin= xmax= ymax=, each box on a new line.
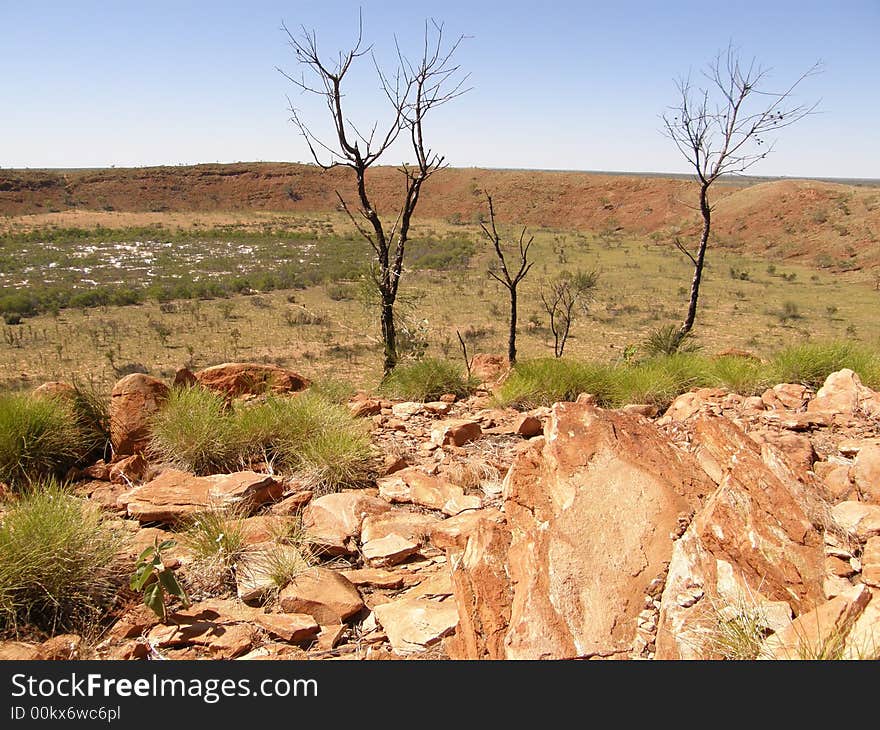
xmin=3 ymin=362 xmax=880 ymax=660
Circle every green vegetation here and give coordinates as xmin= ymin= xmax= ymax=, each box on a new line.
xmin=130 ymin=537 xmax=189 ymax=622
xmin=184 ymin=505 xmax=249 ymax=565
xmin=0 ymin=481 xmax=120 ymax=634
xmin=496 ymin=342 xmax=880 ymax=409
xmin=149 ymin=387 xmax=372 ymax=493
xmin=0 ymin=392 xmax=93 ymax=488
xmin=379 ymin=358 xmax=476 ymax=401
xmin=0 ymin=225 xmax=478 ymax=321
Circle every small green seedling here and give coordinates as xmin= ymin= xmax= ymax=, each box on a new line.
xmin=130 ymin=538 xmax=190 ymax=622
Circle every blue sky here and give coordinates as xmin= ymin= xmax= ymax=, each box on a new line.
xmin=1 ymin=0 xmax=876 ymax=178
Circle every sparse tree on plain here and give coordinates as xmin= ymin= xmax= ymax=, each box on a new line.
xmin=278 ymin=15 xmax=468 ymax=374
xmin=540 ymin=270 xmax=599 ymax=358
xmin=662 ymin=45 xmax=820 ymax=351
xmin=481 ymin=193 xmax=533 ymax=366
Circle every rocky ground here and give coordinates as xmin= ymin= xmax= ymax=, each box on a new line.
xmin=3 ymin=358 xmax=880 ymax=661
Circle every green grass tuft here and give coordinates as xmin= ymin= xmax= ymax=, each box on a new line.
xmin=0 ymin=393 xmax=93 ymax=488
xmin=149 ymin=389 xmax=372 ymax=493
xmin=147 ymin=387 xmax=237 ymax=473
xmin=769 ymin=341 xmax=880 ymax=389
xmin=0 ymin=481 xmax=121 ymax=634
xmin=379 ymin=358 xmax=475 ymax=401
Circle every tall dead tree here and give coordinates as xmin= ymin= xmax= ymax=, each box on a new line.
xmin=662 ymin=46 xmax=820 ymax=350
xmin=481 ymin=193 xmax=533 ymax=366
xmin=278 ymin=16 xmax=468 ymax=373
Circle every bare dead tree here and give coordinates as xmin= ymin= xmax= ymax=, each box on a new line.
xmin=662 ymin=45 xmax=820 ymax=350
xmin=481 ymin=193 xmax=533 ymax=366
xmin=540 ymin=270 xmax=599 ymax=358
xmin=278 ymin=15 xmax=469 ymax=373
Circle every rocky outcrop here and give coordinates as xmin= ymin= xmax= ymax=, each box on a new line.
xmin=109 ymin=373 xmax=169 ymax=456
xmin=656 ymin=416 xmax=826 ymax=659
xmin=193 ymin=363 xmax=309 ymax=397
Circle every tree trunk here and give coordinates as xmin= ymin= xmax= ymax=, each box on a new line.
xmin=381 ymin=295 xmax=397 ymax=375
xmin=508 ymin=287 xmax=518 ymax=366
xmin=678 ymin=184 xmax=711 ymax=344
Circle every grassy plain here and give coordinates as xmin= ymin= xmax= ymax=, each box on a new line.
xmin=0 ymin=209 xmax=877 ymax=392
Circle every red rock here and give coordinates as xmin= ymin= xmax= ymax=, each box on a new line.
xmin=348 ymin=399 xmax=382 ymax=417
xmin=502 ymin=403 xmax=712 ymax=659
xmin=377 ymin=468 xmax=482 ymax=516
xmin=807 ymin=369 xmax=880 ymax=418
xmin=821 ymin=464 xmax=855 ymax=502
xmin=36 ymin=634 xmax=83 ymax=660
xmin=361 ymin=511 xmax=441 ymax=544
xmin=255 ymin=613 xmax=320 ymax=644
xmin=83 ymin=460 xmax=111 ymax=480
xmin=339 ymin=568 xmax=406 ymax=589
xmin=373 ymin=597 xmax=459 ymax=653
xmin=430 ymin=419 xmax=482 ymax=447
xmin=33 ymin=380 xmax=76 ymax=400
xmin=362 ymin=534 xmax=420 ymax=567
xmin=301 ymin=491 xmax=392 ymax=555
xmin=863 ymin=538 xmax=880 ymax=587
xmin=0 ymin=642 xmax=41 ymax=660
xmin=826 ymin=555 xmax=856 ymax=578
xmin=269 ymin=490 xmax=313 ymax=515
xmin=621 ymin=404 xmax=659 ymax=417
xmin=118 ymin=469 xmax=282 ymax=523
xmin=173 ymin=367 xmax=197 ymax=387
xmin=760 ymin=584 xmax=871 ymax=660
xmin=194 ymin=362 xmax=309 ymax=397
xmin=761 ymin=383 xmax=809 ymax=411
xmin=279 ymin=568 xmax=364 ymax=624
xmin=513 ymin=414 xmax=543 ymax=438
xmin=852 ymin=444 xmax=880 ymax=505
xmin=109 ymin=373 xmax=169 ymax=456
xmin=469 ymin=353 xmax=509 ymax=385
xmin=662 ymin=392 xmax=705 ymax=422
xmin=748 ymin=430 xmax=815 ymax=479
xmin=109 ymin=454 xmax=148 ymax=485
xmin=428 ymin=508 xmax=504 ymax=551
xmin=657 ymin=416 xmax=827 ymax=660
xmin=446 ymin=518 xmax=513 ymax=660
xmin=843 ymin=588 xmax=880 ymax=659
xmin=832 ymin=501 xmax=880 ymax=541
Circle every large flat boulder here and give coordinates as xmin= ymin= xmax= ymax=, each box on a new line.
xmin=118 ymin=469 xmax=282 ymax=523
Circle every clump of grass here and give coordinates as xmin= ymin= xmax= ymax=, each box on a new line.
xmin=149 ymin=389 xmax=372 ymax=493
xmin=379 ymin=358 xmax=475 ymax=401
xmin=608 ymin=354 xmax=710 ymax=406
xmin=642 ymin=324 xmax=701 ymax=357
xmin=0 ymin=393 xmax=92 ymax=488
xmin=769 ymin=341 xmax=880 ymax=389
xmin=184 ymin=503 xmax=249 ymax=564
xmin=706 ymin=355 xmax=769 ymax=395
xmin=308 ymin=378 xmax=357 ymax=404
xmin=495 ymin=358 xmax=616 ymax=408
xmin=148 ymin=386 xmax=236 ymax=473
xmin=0 ymin=480 xmax=121 ymax=634
xmin=704 ymin=599 xmax=773 ymax=660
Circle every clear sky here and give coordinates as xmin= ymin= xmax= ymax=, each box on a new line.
xmin=1 ymin=0 xmax=877 ymax=178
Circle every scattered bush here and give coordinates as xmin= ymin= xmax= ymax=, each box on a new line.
xmin=148 ymin=387 xmax=237 ymax=473
xmin=769 ymin=342 xmax=880 ymax=389
xmin=149 ymin=389 xmax=372 ymax=493
xmin=379 ymin=358 xmax=475 ymax=401
xmin=643 ymin=324 xmax=700 ymax=357
xmin=0 ymin=481 xmax=120 ymax=634
xmin=0 ymin=393 xmax=92 ymax=488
